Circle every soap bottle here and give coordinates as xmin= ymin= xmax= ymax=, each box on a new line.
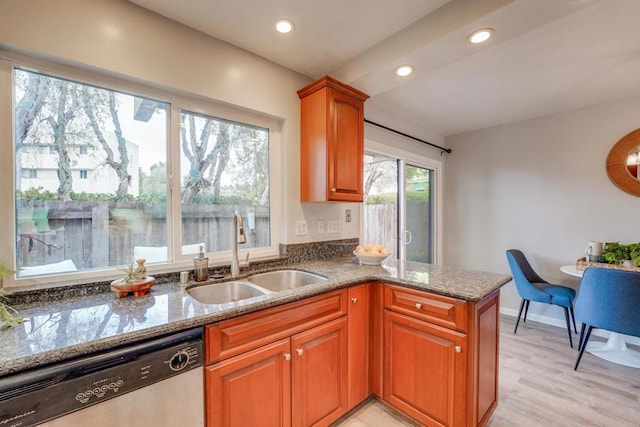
xmin=193 ymin=245 xmax=209 ymax=282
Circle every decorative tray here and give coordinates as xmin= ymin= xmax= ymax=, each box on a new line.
xmin=575 ymin=257 xmax=640 ymax=273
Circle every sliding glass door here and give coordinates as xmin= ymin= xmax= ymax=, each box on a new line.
xmin=363 ymin=150 xmax=439 ymax=263
xmin=403 ymin=163 xmax=434 ymax=263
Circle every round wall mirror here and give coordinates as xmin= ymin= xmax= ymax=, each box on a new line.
xmin=607 ymin=128 xmax=640 ymax=196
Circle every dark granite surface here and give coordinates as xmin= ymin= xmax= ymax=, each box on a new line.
xmin=0 ymin=256 xmax=511 ymax=377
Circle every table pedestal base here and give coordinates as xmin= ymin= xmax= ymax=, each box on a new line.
xmin=586 ymin=333 xmax=640 ymax=368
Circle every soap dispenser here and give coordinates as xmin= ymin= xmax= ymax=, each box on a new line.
xmin=193 ymin=245 xmax=209 ymax=282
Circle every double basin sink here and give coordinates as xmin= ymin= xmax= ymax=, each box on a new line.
xmin=187 ymin=270 xmax=327 ymax=305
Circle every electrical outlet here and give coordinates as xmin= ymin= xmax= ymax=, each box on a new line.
xmin=345 ymin=209 xmax=352 ymax=223
xmin=317 ymin=220 xmax=325 ymax=234
xmin=327 ymin=220 xmax=340 ymax=233
xmin=295 ymin=220 xmax=308 ymax=236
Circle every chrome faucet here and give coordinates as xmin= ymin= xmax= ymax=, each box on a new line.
xmin=231 ymin=211 xmax=246 ymax=277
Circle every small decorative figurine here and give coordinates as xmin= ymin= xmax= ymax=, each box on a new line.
xmin=136 ymin=258 xmax=147 ymax=279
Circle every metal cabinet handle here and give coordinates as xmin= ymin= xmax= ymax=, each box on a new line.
xmin=284 ymin=353 xmax=291 ymax=361
xmin=351 ymin=297 xmax=358 ymax=304
xmin=454 ymin=346 xmax=461 ymax=353
xmin=296 ymin=348 xmax=304 ymax=356
xmin=330 ymin=188 xmax=336 ymax=193
xmin=415 ymin=303 xmax=422 ymax=310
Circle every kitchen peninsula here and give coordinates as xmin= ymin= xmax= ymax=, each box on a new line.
xmin=0 ymin=258 xmax=510 ymax=426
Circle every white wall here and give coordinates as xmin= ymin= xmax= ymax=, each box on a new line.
xmin=0 ymin=0 xmax=362 ymax=247
xmin=444 ymin=96 xmax=640 ymax=325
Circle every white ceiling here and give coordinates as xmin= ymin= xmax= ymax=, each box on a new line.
xmin=129 ymin=0 xmax=640 ymax=137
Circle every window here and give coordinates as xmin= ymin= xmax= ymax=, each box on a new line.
xmin=179 ymin=110 xmax=270 ymax=255
xmin=14 ymin=68 xmax=168 ymax=276
xmin=10 ymin=64 xmax=277 ymax=282
xmin=21 ymin=169 xmax=37 ymax=179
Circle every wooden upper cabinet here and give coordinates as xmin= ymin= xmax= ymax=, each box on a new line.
xmin=298 ymin=76 xmax=369 ymax=202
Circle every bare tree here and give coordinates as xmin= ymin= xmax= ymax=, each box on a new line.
xmin=81 ymin=88 xmax=130 ymax=199
xmin=364 ymin=161 xmax=384 ymax=203
xmin=45 ymin=80 xmax=80 ymax=202
xmin=14 ymin=72 xmax=50 ymax=184
xmin=207 ymin=123 xmax=230 ymax=199
xmin=234 ymin=127 xmax=269 ymax=205
xmin=15 ymin=72 xmax=49 ymax=151
xmin=180 ymin=113 xmax=231 ymax=204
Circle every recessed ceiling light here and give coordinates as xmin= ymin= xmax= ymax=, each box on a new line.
xmin=468 ymin=28 xmax=494 ymax=44
xmin=275 ymin=19 xmax=295 ymax=34
xmin=395 ymin=65 xmax=414 ymax=77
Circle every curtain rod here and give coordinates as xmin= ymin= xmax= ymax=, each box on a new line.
xmin=364 ymin=118 xmax=452 ymax=155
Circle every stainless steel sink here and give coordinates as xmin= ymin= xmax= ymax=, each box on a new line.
xmin=187 ymin=281 xmax=268 ymax=305
xmin=245 ymin=269 xmax=327 ymax=292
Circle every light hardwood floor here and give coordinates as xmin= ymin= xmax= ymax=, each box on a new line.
xmin=335 ymin=315 xmax=640 ymax=427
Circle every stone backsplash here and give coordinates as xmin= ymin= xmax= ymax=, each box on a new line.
xmin=3 ymin=238 xmax=358 ymax=307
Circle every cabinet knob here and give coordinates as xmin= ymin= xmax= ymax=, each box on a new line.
xmin=415 ymin=303 xmax=422 ymax=310
xmin=330 ymin=188 xmax=336 ymax=193
xmin=296 ymin=348 xmax=304 ymax=356
xmin=284 ymin=353 xmax=291 ymax=361
xmin=454 ymin=346 xmax=461 ymax=353
xmin=351 ymin=297 xmax=358 ymax=304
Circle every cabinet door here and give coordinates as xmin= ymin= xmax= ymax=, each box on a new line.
xmin=205 ymin=339 xmax=291 ymax=427
xmin=327 ymin=88 xmax=363 ymax=202
xmin=384 ymin=310 xmax=467 ymax=427
xmin=291 ymin=317 xmax=348 ymax=427
xmin=347 ymin=284 xmax=370 ymax=409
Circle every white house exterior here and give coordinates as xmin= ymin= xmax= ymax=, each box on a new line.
xmin=18 ymin=133 xmax=140 ymax=197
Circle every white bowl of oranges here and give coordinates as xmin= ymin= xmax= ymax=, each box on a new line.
xmin=354 ymin=244 xmax=390 ymax=265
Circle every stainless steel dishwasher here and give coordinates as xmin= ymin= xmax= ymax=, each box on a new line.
xmin=0 ymin=327 xmax=204 ymax=427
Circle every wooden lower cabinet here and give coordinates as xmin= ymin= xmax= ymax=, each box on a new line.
xmin=205 ymin=284 xmax=500 ymax=427
xmin=205 ymin=339 xmax=291 ymax=427
xmin=292 ymin=317 xmax=348 ymax=426
xmin=383 ymin=310 xmax=467 ymax=427
xmin=205 ymin=316 xmax=348 ymax=427
xmin=347 ymin=284 xmax=370 ymax=409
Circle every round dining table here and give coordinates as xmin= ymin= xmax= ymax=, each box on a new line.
xmin=561 ymin=265 xmax=640 ymax=368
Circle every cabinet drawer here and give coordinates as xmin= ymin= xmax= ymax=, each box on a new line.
xmin=384 ymin=285 xmax=467 ymax=332
xmin=206 ymin=290 xmax=347 ymax=364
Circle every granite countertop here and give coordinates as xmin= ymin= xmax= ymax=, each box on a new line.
xmin=0 ymin=257 xmax=511 ymax=377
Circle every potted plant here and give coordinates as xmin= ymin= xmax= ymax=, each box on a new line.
xmin=603 ymin=242 xmax=640 ymax=266
xmin=110 ymin=258 xmax=155 ymax=298
xmin=0 ymin=264 xmax=24 ymax=329
xmin=628 ymin=243 xmax=640 ymax=266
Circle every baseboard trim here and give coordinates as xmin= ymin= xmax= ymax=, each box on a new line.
xmin=500 ymin=307 xmax=640 ymax=346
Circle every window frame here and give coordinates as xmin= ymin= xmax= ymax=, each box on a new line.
xmin=1 ymin=51 xmax=282 ymax=287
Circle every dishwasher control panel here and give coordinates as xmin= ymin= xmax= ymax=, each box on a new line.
xmin=0 ymin=328 xmax=203 ymax=427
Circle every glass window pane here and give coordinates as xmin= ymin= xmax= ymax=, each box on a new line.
xmin=405 ymin=164 xmax=434 ymax=263
xmin=14 ymin=69 xmax=168 ymax=276
xmin=179 ymin=110 xmax=270 ymax=254
xmin=363 ymin=153 xmax=398 ymax=259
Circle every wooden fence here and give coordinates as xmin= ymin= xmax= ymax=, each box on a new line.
xmin=16 ymin=201 xmax=270 ymax=269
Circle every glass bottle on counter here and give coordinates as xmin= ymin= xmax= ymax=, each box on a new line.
xmin=193 ymin=245 xmax=209 ymax=282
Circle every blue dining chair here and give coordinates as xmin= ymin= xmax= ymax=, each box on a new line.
xmin=573 ymin=267 xmax=640 ymax=370
xmin=506 ymin=249 xmax=578 ymax=347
